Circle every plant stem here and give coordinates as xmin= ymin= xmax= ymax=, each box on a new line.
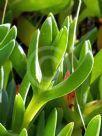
xmin=71 ymin=0 xmax=81 ymax=72
xmin=0 ymin=66 xmax=4 ymax=90
xmin=0 ymin=66 xmax=4 ymax=103
xmin=2 ymin=0 xmax=8 ymax=24
xmin=22 ymin=94 xmax=46 ymax=128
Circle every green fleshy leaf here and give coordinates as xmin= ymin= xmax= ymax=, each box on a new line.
xmin=12 ymin=94 xmax=25 ymax=133
xmin=79 ymin=40 xmax=91 ymax=64
xmin=83 ymin=0 xmax=101 ymax=17
xmin=67 ymin=19 xmax=76 ymax=52
xmin=0 ymin=90 xmax=9 ymax=125
xmin=6 ymin=79 xmax=16 ymax=129
xmin=10 ymin=0 xmax=70 ymax=15
xmin=83 ymin=100 xmax=102 ymax=125
xmin=0 ymin=26 xmax=17 ymax=48
xmin=48 ymin=13 xmax=59 ymax=41
xmin=27 ymin=29 xmax=42 ymax=86
xmin=20 ymin=128 xmax=28 ymax=136
xmin=40 ymin=27 xmax=68 ymax=89
xmin=44 ymin=50 xmax=93 ymax=100
xmin=10 ymin=42 xmax=27 ymax=78
xmin=43 ymin=108 xmax=57 ymax=136
xmin=0 ymin=123 xmax=8 ymax=135
xmin=39 ymin=17 xmax=52 ymax=47
xmin=58 ymin=122 xmax=74 ymax=136
xmin=3 ymin=60 xmax=12 ymax=89
xmin=0 ymin=24 xmax=10 ymax=42
xmin=19 ymin=73 xmax=30 ymax=103
xmin=84 ymin=115 xmax=101 ymax=136
xmin=36 ymin=111 xmax=45 ymax=136
xmin=74 ymin=28 xmax=97 ymax=58
xmin=99 ymin=74 xmax=102 ymax=99
xmin=62 ymin=16 xmax=71 ymax=30
xmin=91 ymin=49 xmax=102 ymax=85
xmin=0 ymin=40 xmax=15 ymax=66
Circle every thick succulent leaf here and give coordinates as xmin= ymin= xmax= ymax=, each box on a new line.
xmin=38 ymin=17 xmax=52 ymax=84
xmin=6 ymin=79 xmax=16 ymax=129
xmin=39 ymin=17 xmax=52 ymax=47
xmin=74 ymin=28 xmax=97 ymax=58
xmin=48 ymin=13 xmax=59 ymax=41
xmin=84 ymin=115 xmax=101 ymax=136
xmin=83 ymin=100 xmax=102 ymax=125
xmin=20 ymin=73 xmax=30 ymax=103
xmin=40 ymin=27 xmax=68 ymax=89
xmin=99 ymin=74 xmax=102 ymax=99
xmin=12 ymin=94 xmax=25 ymax=133
xmin=79 ymin=40 xmax=91 ymax=64
xmin=43 ymin=108 xmax=57 ymax=136
xmin=36 ymin=111 xmax=45 ymax=136
xmin=10 ymin=42 xmax=27 ymax=78
xmin=3 ymin=60 xmax=12 ymax=89
xmin=67 ymin=19 xmax=76 ymax=52
xmin=0 ymin=24 xmax=10 ymax=42
xmin=10 ymin=0 xmax=70 ymax=14
xmin=27 ymin=29 xmax=42 ymax=86
xmin=56 ymin=108 xmax=63 ymax=126
xmin=0 ymin=26 xmax=17 ymax=48
xmin=62 ymin=16 xmax=70 ymax=30
xmin=23 ymin=41 xmax=93 ymax=129
xmin=90 ymin=49 xmax=102 ymax=84
xmin=76 ymin=78 xmax=90 ymax=110
xmin=0 ymin=40 xmax=15 ymax=66
xmin=43 ymin=51 xmax=93 ymax=101
xmin=17 ymin=16 xmax=36 ymax=46
xmin=52 ymin=27 xmax=68 ymax=69
xmin=58 ymin=122 xmax=74 ymax=136
xmin=20 ymin=128 xmax=28 ymax=136
xmin=83 ymin=0 xmax=101 ymax=17
xmin=0 ymin=123 xmax=8 ymax=135
xmin=99 ymin=0 xmax=102 ymax=16
xmin=0 ymin=90 xmax=9 ymax=125
xmin=79 ymin=8 xmax=95 ymax=23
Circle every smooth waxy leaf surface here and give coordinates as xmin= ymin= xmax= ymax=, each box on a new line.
xmin=10 ymin=42 xmax=27 ymax=78
xmin=58 ymin=122 xmax=74 ymax=136
xmin=43 ymin=108 xmax=57 ymax=136
xmin=84 ymin=115 xmax=101 ymax=136
xmin=20 ymin=128 xmax=28 ymax=136
xmin=12 ymin=94 xmax=25 ymax=133
xmin=0 ymin=40 xmax=15 ymax=66
xmin=91 ymin=49 xmax=102 ymax=84
xmin=44 ymin=50 xmax=93 ymax=101
xmin=0 ymin=24 xmax=10 ymax=42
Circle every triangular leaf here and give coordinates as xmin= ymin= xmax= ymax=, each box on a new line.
xmin=58 ymin=122 xmax=74 ymax=136
xmin=12 ymin=94 xmax=25 ymax=133
xmin=84 ymin=115 xmax=101 ymax=136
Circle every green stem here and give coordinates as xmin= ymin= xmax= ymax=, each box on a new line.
xmin=0 ymin=66 xmax=4 ymax=90
xmin=0 ymin=66 xmax=4 ymax=103
xmin=2 ymin=0 xmax=8 ymax=24
xmin=22 ymin=94 xmax=46 ymax=128
xmin=71 ymin=0 xmax=81 ymax=72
